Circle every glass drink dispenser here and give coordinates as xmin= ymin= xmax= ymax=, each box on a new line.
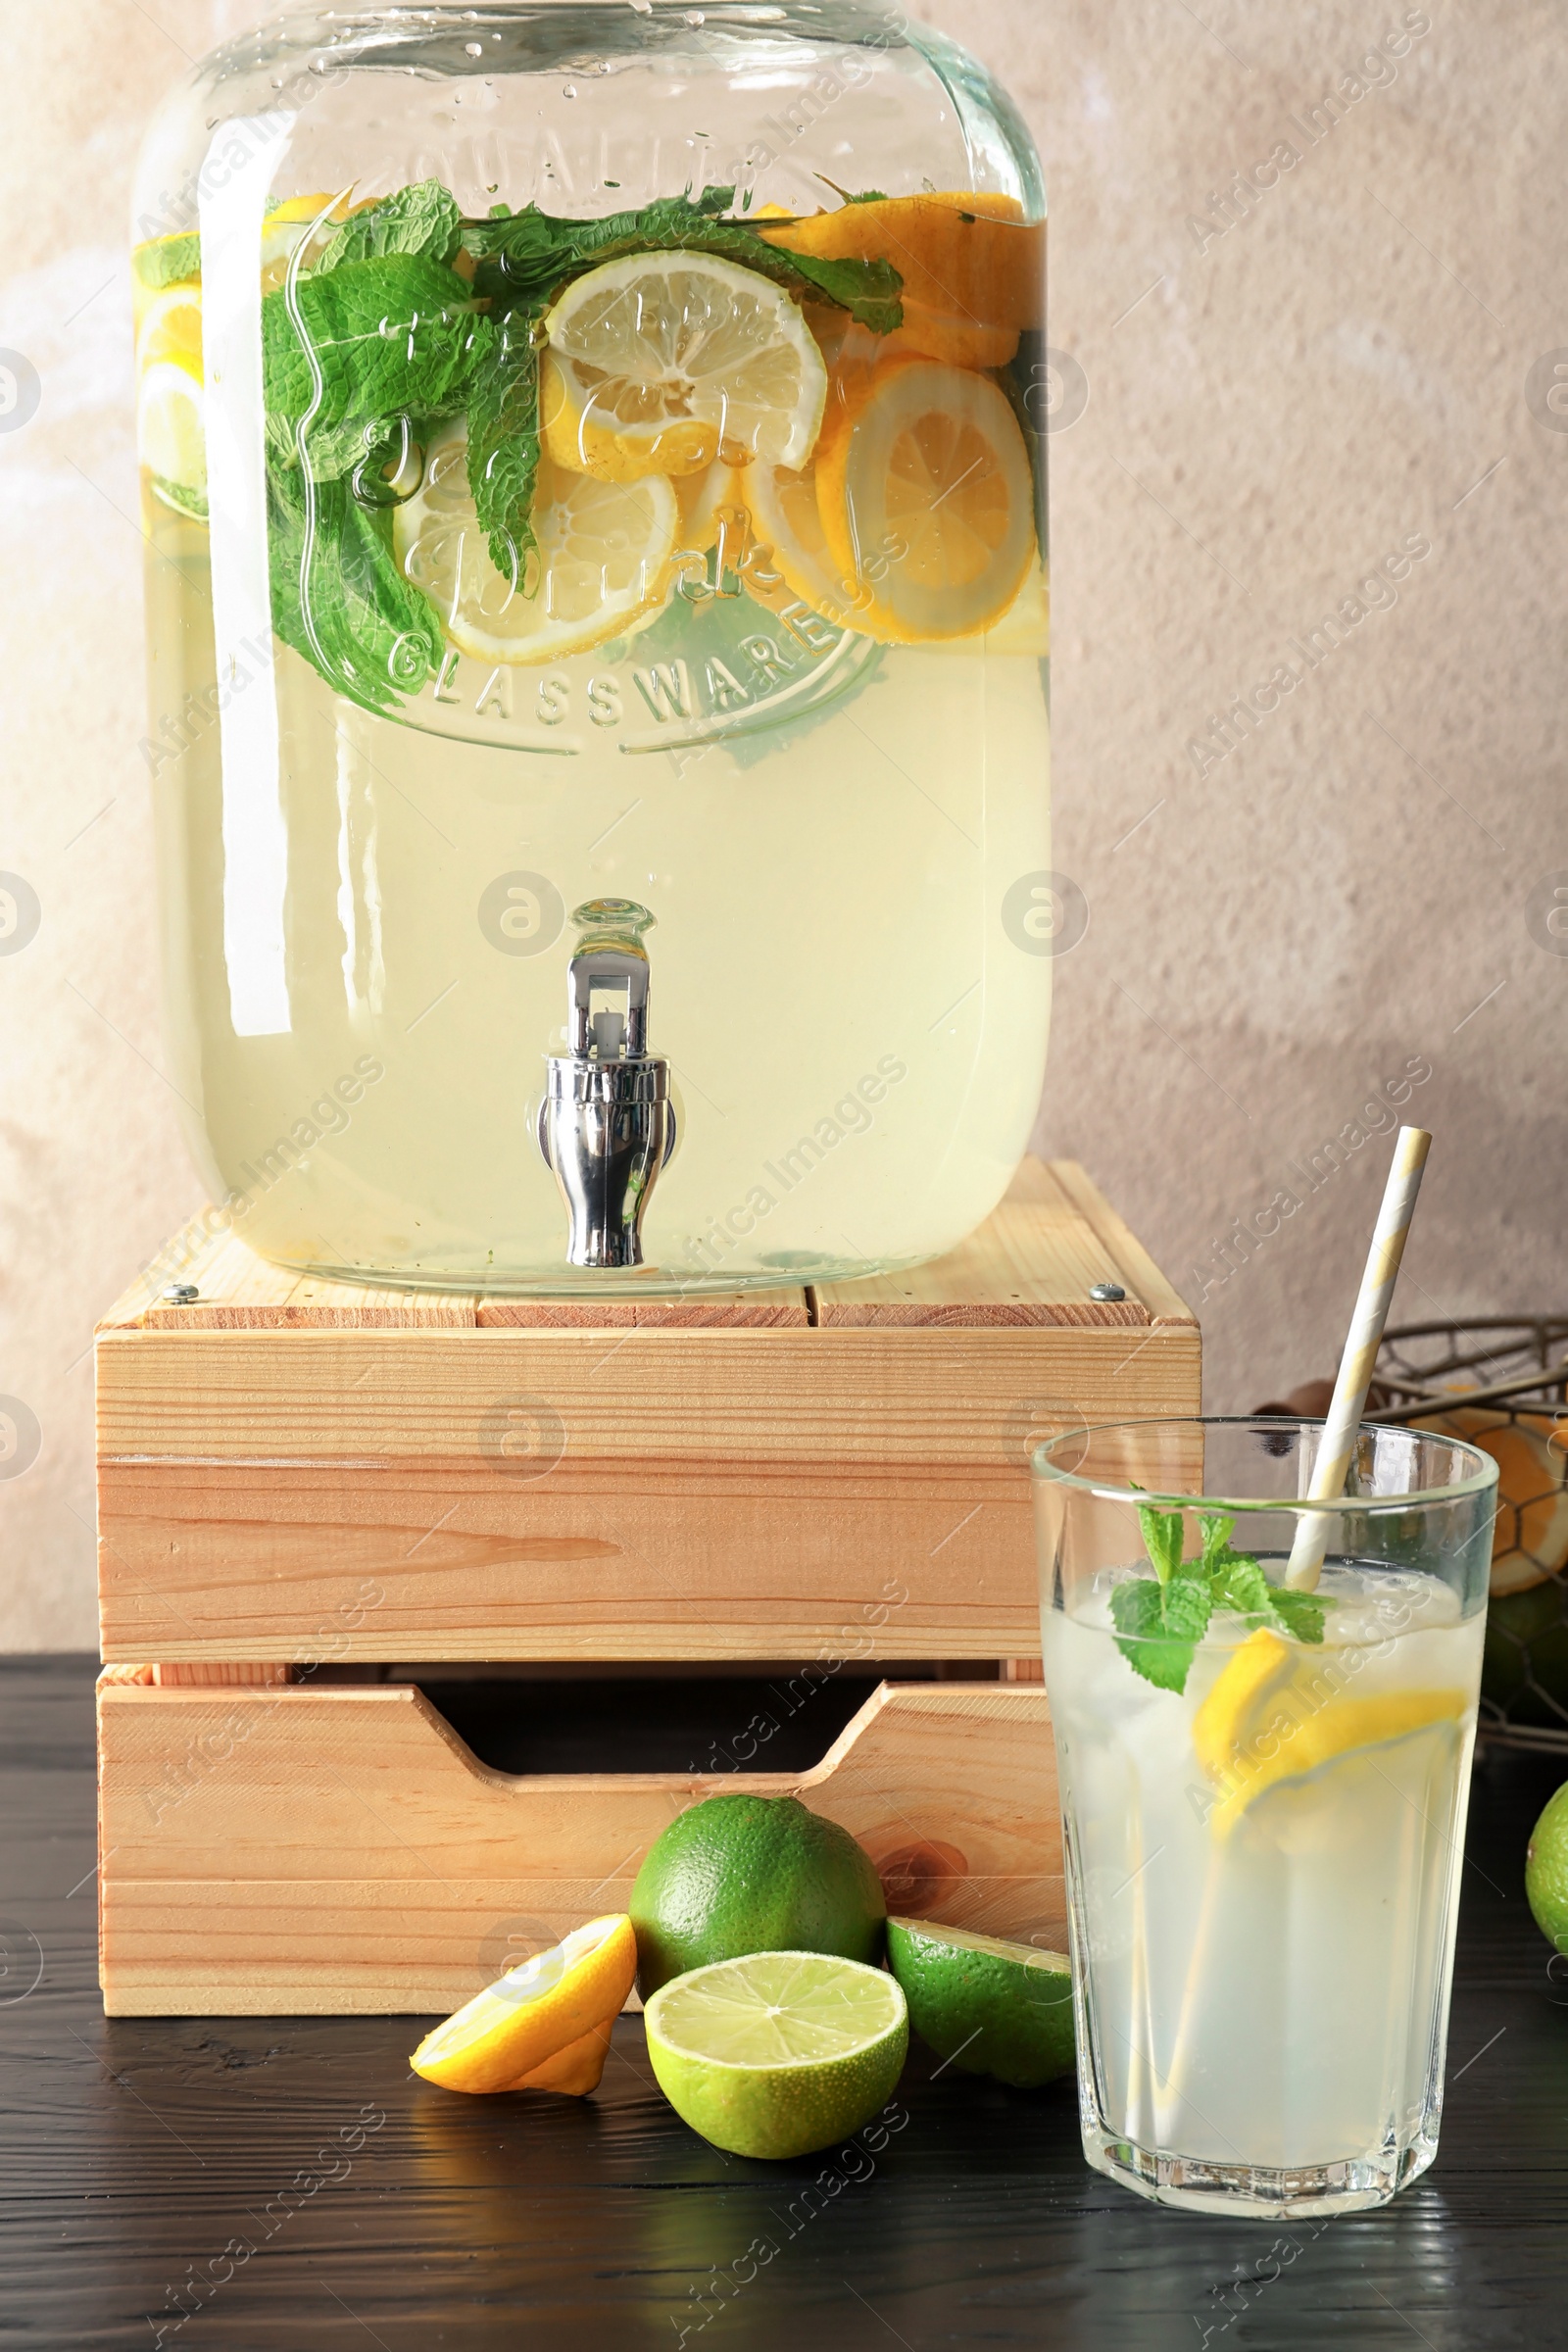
xmin=134 ymin=1 xmax=1050 ymax=1291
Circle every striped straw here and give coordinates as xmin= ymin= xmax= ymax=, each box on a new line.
xmin=1283 ymin=1126 xmax=1433 ymax=1592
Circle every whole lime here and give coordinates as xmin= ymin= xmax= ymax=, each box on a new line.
xmin=1526 ymin=1780 xmax=1568 ymax=1955
xmin=886 ymin=1917 xmax=1074 ymax=2088
xmin=628 ymin=1794 xmax=885 ymax=2000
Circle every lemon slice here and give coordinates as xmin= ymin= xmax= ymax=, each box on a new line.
xmin=541 ymin=250 xmax=828 ymax=483
xmin=412 ymin=1913 xmax=637 ymax=2095
xmin=814 ymin=355 xmax=1036 ymax=643
xmin=394 ymin=419 xmax=679 ymax=665
xmin=645 ymin=1950 xmax=907 ymax=2159
xmin=1194 ymin=1627 xmax=1470 ymax=1839
xmin=743 ymin=455 xmax=858 ymax=628
xmin=136 ymin=283 xmax=204 ymax=377
xmin=137 ymin=361 xmax=207 ymax=515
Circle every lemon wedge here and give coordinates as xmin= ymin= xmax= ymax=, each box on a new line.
xmin=541 ymin=250 xmax=828 ymax=483
xmin=813 ymin=355 xmax=1036 ymax=643
xmin=394 ymin=419 xmax=680 ymax=664
xmin=1194 ymin=1626 xmax=1469 ymax=1840
xmin=412 ymin=1914 xmax=638 ymax=2095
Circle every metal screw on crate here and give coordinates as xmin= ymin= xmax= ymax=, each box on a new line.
xmin=162 ymin=1284 xmax=200 ymax=1305
xmin=1090 ymin=1281 xmax=1126 ymax=1303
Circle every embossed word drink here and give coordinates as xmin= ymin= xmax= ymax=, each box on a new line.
xmin=134 ymin=2 xmax=1050 ymax=1290
xmin=1034 ymin=1417 xmax=1496 ymax=2216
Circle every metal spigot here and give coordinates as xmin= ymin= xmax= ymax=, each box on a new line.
xmin=537 ymin=900 xmax=676 ymax=1269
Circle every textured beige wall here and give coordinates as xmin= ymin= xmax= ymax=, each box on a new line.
xmin=2 ymin=2 xmax=1562 ymax=1648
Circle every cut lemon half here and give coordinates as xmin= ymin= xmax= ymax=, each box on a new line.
xmin=137 ymin=361 xmax=207 ymax=516
xmin=644 ymin=1950 xmax=907 ymax=2160
xmin=1194 ymin=1626 xmax=1471 ymax=1840
xmin=541 ymin=250 xmax=828 ymax=483
xmin=411 ymin=1913 xmax=637 ymax=2095
xmin=394 ymin=419 xmax=680 ymax=664
xmin=814 ymin=355 xmax=1037 ymax=643
xmin=761 ymin=193 xmax=1043 ymax=369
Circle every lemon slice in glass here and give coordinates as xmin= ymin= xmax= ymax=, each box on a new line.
xmin=137 ymin=361 xmax=208 ymax=517
xmin=394 ymin=419 xmax=680 ymax=665
xmin=136 ymin=283 xmax=203 ymax=376
xmin=645 ymin=1949 xmax=907 ymax=2160
xmin=1194 ymin=1626 xmax=1470 ymax=1840
xmin=541 ymin=250 xmax=828 ymax=484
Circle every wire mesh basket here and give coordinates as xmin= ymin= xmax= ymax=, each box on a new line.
xmin=1371 ymin=1319 xmax=1568 ymax=1755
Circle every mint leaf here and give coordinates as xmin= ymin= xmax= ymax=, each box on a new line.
xmin=267 ymin=467 xmax=442 ymax=715
xmin=465 ymin=300 xmax=547 ymax=585
xmin=1162 ymin=1575 xmax=1214 ymax=1643
xmin=267 ymin=411 xmax=409 ymax=486
xmin=1109 ymin=1576 xmax=1202 ymax=1694
xmin=471 ymin=188 xmax=905 ymax=334
xmin=318 ymin=179 xmax=465 ymax=271
xmin=263 ymin=253 xmax=493 ymax=432
xmin=1135 ymin=1498 xmax=1185 ymax=1589
xmin=1268 ymin=1587 xmax=1328 ymax=1645
xmin=134 ymin=233 xmax=201 ymax=289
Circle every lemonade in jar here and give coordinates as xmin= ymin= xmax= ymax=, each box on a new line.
xmin=133 ymin=4 xmax=1051 ymax=1289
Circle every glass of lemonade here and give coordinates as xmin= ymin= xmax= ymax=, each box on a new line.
xmin=1033 ymin=1416 xmax=1497 ymax=2218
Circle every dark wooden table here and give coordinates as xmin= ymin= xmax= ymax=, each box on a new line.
xmin=5 ymin=1657 xmax=1567 ymax=2350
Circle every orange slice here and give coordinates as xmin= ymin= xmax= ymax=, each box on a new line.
xmin=812 ymin=353 xmax=1036 ymax=642
xmin=760 ymin=192 xmax=1044 ymax=369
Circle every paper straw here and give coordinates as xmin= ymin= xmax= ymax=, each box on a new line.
xmin=1283 ymin=1127 xmax=1433 ymax=1592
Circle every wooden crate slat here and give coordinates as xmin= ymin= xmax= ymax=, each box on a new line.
xmin=812 ymin=1159 xmax=1170 ymax=1327
xmin=96 ymin=1328 xmax=1198 ymax=1662
xmin=97 ymin=1680 xmax=1063 ymax=2016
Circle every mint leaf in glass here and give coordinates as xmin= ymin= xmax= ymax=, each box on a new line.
xmin=266 ymin=468 xmax=442 ymax=714
xmin=1109 ymin=1578 xmax=1199 ymax=1693
xmin=469 ymin=187 xmax=905 ymax=334
xmin=1135 ymin=1498 xmax=1185 ymax=1588
xmin=1267 ymin=1586 xmax=1328 ymax=1644
xmin=263 ymin=253 xmax=493 ymax=435
xmin=318 ymin=178 xmax=465 ymax=271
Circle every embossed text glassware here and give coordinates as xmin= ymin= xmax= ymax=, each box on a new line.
xmin=134 ymin=1 xmax=1050 ymax=1288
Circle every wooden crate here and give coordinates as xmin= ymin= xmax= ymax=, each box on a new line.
xmin=95 ymin=1159 xmax=1199 ymax=2017
xmin=95 ymin=1677 xmax=1064 ymax=2016
xmin=95 ymin=1160 xmax=1199 ymax=1667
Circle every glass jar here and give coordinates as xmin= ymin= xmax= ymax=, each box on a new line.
xmin=133 ymin=1 xmax=1050 ymax=1292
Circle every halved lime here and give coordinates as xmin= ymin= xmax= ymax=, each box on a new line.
xmin=643 ymin=1950 xmax=906 ymax=2160
xmin=886 ymin=1917 xmax=1074 ymax=2088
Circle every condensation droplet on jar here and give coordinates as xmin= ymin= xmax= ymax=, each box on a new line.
xmin=563 ymin=81 xmax=578 ymax=99
xmin=465 ymin=40 xmax=482 ymax=55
